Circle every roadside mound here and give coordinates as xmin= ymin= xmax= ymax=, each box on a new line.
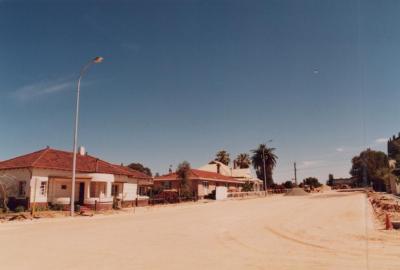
xmin=319 ymin=185 xmax=331 ymax=192
xmin=285 ymin=187 xmax=309 ymax=196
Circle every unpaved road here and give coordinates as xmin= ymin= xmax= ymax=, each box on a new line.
xmin=0 ymin=192 xmax=399 ymax=270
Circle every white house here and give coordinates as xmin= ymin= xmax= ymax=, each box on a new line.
xmin=0 ymin=147 xmax=151 ymax=210
xmin=198 ymin=160 xmax=263 ymax=191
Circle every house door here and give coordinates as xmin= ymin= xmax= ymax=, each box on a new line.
xmin=78 ymin=183 xmax=85 ymax=205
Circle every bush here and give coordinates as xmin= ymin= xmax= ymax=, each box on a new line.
xmin=150 ymin=186 xmax=163 ymax=197
xmin=179 ymin=189 xmax=194 ymax=201
xmin=14 ymin=205 xmax=25 ymax=212
xmin=33 ymin=205 xmax=48 ymax=212
xmin=204 ymin=190 xmax=216 ymax=200
xmin=242 ymin=182 xmax=254 ymax=192
xmin=50 ymin=204 xmax=64 ymax=211
xmin=303 ymin=177 xmax=322 ymax=188
xmin=283 ymin=181 xmax=293 ymax=189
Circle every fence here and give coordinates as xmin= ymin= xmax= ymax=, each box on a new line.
xmin=227 ymin=189 xmax=290 ymax=199
xmin=227 ymin=191 xmax=267 ymax=198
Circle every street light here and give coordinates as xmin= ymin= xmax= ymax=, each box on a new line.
xmin=70 ymin=56 xmax=103 ymax=216
xmin=262 ymin=139 xmax=273 ymax=194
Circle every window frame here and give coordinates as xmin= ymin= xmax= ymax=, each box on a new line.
xmin=40 ymin=181 xmax=47 ymax=196
xmin=18 ymin=181 xmax=26 ymax=197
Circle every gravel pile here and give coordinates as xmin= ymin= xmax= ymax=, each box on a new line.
xmin=285 ymin=187 xmax=309 ymax=196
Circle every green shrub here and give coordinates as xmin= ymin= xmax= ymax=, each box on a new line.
xmin=283 ymin=181 xmax=293 ymax=189
xmin=33 ymin=205 xmax=48 ymax=212
xmin=14 ymin=205 xmax=25 ymax=212
xmin=242 ymin=182 xmax=254 ymax=192
xmin=50 ymin=204 xmax=64 ymax=211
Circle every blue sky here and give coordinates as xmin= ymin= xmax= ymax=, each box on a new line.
xmin=1 ymin=0 xmax=400 ymax=182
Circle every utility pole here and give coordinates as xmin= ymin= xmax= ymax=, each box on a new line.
xmin=294 ymin=162 xmax=297 ymax=186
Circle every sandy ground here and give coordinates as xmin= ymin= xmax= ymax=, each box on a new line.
xmin=0 ymin=191 xmax=399 ymax=270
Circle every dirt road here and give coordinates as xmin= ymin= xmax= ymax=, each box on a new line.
xmin=0 ymin=192 xmax=399 ymax=270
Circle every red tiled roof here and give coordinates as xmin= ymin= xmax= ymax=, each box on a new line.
xmin=0 ymin=147 xmax=151 ymax=179
xmin=154 ymin=169 xmax=243 ymax=184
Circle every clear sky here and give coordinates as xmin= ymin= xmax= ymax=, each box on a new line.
xmin=1 ymin=0 xmax=400 ymax=182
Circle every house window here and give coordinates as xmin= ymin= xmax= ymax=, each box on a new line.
xmin=162 ymin=181 xmax=172 ymax=189
xmin=18 ymin=181 xmax=26 ymax=197
xmin=40 ymin=181 xmax=47 ymax=195
xmin=61 ymin=185 xmax=67 ymax=190
xmin=203 ymin=181 xmax=209 ymax=188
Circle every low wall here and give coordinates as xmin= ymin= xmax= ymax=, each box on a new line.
xmin=136 ymin=198 xmax=149 ymax=207
xmin=227 ymin=191 xmax=267 ymax=199
xmin=86 ymin=202 xmax=113 ymax=211
xmin=121 ymin=200 xmax=135 ymax=208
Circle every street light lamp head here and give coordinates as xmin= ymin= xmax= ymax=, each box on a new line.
xmin=93 ymin=56 xmax=104 ymax=63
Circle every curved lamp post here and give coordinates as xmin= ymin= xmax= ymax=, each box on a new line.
xmin=70 ymin=56 xmax=103 ymax=216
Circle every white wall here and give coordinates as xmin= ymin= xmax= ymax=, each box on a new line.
xmin=123 ymin=183 xmax=138 ymax=201
xmin=1 ymin=167 xmax=140 ymax=204
xmin=31 ymin=169 xmax=117 ymax=203
xmin=216 ymin=186 xmax=228 ymax=200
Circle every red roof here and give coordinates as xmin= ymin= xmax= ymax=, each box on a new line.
xmin=0 ymin=147 xmax=151 ymax=179
xmin=155 ymin=169 xmax=243 ymax=184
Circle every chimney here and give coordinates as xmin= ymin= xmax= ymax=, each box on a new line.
xmin=216 ymin=163 xmax=221 ymax=174
xmin=78 ymin=146 xmax=86 ymax=156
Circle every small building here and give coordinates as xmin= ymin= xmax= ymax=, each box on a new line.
xmin=0 ymin=147 xmax=152 ymax=210
xmin=154 ymin=169 xmax=244 ymax=199
xmin=327 ymin=174 xmax=357 ymax=188
xmin=198 ymin=160 xmax=263 ymax=191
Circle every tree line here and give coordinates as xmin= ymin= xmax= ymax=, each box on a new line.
xmin=214 ymin=144 xmax=277 ymax=187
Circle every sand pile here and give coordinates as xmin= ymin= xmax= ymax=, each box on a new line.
xmin=319 ymin=185 xmax=331 ymax=192
xmin=285 ymin=187 xmax=309 ymax=196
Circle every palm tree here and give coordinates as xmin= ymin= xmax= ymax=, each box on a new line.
xmin=235 ymin=153 xmax=251 ymax=168
xmin=215 ymin=150 xmax=230 ymax=165
xmin=251 ymin=144 xmax=277 ymax=188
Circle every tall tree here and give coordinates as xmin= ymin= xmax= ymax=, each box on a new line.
xmin=251 ymin=144 xmax=277 ymax=188
xmin=302 ymin=177 xmax=322 ymax=188
xmin=235 ymin=153 xmax=251 ymax=168
xmin=127 ymin=162 xmax=152 ymax=177
xmin=215 ymin=150 xmax=230 ymax=165
xmin=350 ymin=149 xmax=391 ymax=191
xmin=176 ymin=161 xmax=192 ymax=198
